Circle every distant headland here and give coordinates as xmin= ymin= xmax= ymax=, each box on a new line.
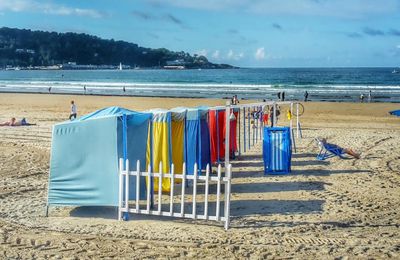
xmin=0 ymin=27 xmax=235 ymax=70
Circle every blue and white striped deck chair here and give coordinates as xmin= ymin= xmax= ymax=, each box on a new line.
xmin=315 ymin=138 xmax=347 ymax=160
xmin=263 ymin=127 xmax=292 ymax=174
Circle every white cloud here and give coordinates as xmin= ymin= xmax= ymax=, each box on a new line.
xmin=195 ymin=49 xmax=208 ymax=57
xmin=226 ymin=50 xmax=244 ymax=60
xmin=149 ymin=0 xmax=399 ymax=18
xmin=212 ymin=50 xmax=220 ymax=59
xmin=254 ymin=47 xmax=265 ymax=60
xmin=0 ymin=0 xmax=104 ymax=18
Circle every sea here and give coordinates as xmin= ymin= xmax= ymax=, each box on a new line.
xmin=0 ymin=67 xmax=399 ymax=102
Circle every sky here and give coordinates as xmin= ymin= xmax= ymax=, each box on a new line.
xmin=0 ymin=0 xmax=399 ymax=67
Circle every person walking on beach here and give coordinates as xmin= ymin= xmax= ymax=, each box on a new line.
xmin=269 ymin=105 xmax=280 ymax=127
xmin=48 ymin=87 xmax=51 ymax=93
xmin=360 ymin=94 xmax=365 ymax=103
xmin=69 ymin=100 xmax=77 ymax=120
xmin=123 ymin=86 xmax=126 ymax=93
xmin=368 ymin=90 xmax=372 ymax=103
xmin=281 ymin=91 xmax=285 ymax=101
xmin=277 ymin=92 xmax=281 ymax=101
xmin=83 ymin=86 xmax=86 ymax=94
xmin=231 ymin=95 xmax=239 ymax=105
xmin=304 ymin=91 xmax=309 ymax=102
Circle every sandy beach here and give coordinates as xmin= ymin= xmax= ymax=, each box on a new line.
xmin=0 ymin=93 xmax=399 ymax=259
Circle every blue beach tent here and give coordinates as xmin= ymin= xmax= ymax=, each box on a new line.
xmin=389 ymin=110 xmax=400 ymax=117
xmin=263 ymin=127 xmax=292 ymax=174
xmin=48 ymin=106 xmax=151 ymax=207
xmin=185 ymin=107 xmax=211 ymax=174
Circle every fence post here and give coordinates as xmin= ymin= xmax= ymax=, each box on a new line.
xmin=192 ymin=163 xmax=198 ymax=219
xmin=146 ymin=164 xmax=151 ymax=213
xmin=136 ymin=160 xmax=140 ymax=212
xmin=216 ymin=164 xmax=222 ymax=221
xmin=204 ymin=164 xmax=210 ymax=220
xmin=224 ymin=164 xmax=232 ymax=230
xmin=125 ymin=159 xmax=130 ymax=217
xmin=118 ymin=158 xmax=123 ymax=220
xmin=296 ymin=103 xmax=299 ymax=138
xmin=273 ymin=102 xmax=277 ymax=127
xmin=225 ymin=101 xmax=230 ymax=169
xmin=170 ymin=164 xmax=175 ymax=216
xmin=180 ymin=163 xmax=186 ymax=217
xmin=158 ymin=161 xmax=163 ymax=215
xmin=243 ymin=107 xmax=246 ymax=153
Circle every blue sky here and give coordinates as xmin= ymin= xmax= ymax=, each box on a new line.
xmin=0 ymin=0 xmax=399 ymax=67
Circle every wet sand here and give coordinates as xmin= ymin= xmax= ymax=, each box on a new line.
xmin=0 ymin=93 xmax=399 ymax=259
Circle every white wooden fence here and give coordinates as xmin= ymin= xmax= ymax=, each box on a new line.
xmin=118 ymin=159 xmax=233 ymax=230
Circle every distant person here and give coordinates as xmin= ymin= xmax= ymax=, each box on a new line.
xmin=304 ymin=91 xmax=309 ymax=102
xmin=231 ymin=95 xmax=239 ymax=105
xmin=0 ymin=117 xmax=36 ymax=126
xmin=123 ymin=86 xmax=126 ymax=93
xmin=83 ymin=86 xmax=86 ymax=94
xmin=368 ymin=90 xmax=372 ymax=103
xmin=281 ymin=91 xmax=285 ymax=101
xmin=69 ymin=100 xmax=77 ymax=120
xmin=360 ymin=94 xmax=365 ymax=103
xmin=277 ymin=92 xmax=281 ymax=100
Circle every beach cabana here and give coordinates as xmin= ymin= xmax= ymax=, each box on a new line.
xmin=48 ymin=106 xmax=151 ymax=207
xmin=185 ymin=107 xmax=211 ymax=174
xmin=146 ymin=109 xmax=172 ymax=192
xmin=209 ymin=109 xmax=239 ymax=163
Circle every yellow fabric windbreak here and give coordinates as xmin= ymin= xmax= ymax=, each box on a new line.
xmin=146 ymin=121 xmax=171 ymax=192
xmin=171 ymin=120 xmax=184 ymax=177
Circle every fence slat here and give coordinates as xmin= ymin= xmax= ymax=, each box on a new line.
xmin=192 ymin=163 xmax=198 ymax=219
xmin=136 ymin=160 xmax=140 ymax=212
xmin=216 ymin=164 xmax=221 ymax=221
xmin=169 ymin=164 xmax=175 ymax=216
xmin=204 ymin=164 xmax=210 ymax=220
xmin=158 ymin=161 xmax=163 ymax=215
xmin=125 ymin=159 xmax=130 ymax=213
xmin=146 ymin=164 xmax=151 ymax=213
xmin=180 ymin=163 xmax=186 ymax=217
xmin=118 ymin=158 xmax=123 ymax=221
xmin=224 ymin=164 xmax=232 ymax=230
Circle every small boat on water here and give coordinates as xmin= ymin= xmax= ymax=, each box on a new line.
xmin=392 ymin=69 xmax=399 ymax=74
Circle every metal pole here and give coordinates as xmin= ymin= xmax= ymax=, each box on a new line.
xmin=238 ymin=108 xmax=241 ymax=156
xmin=225 ymin=101 xmax=230 ymax=168
xmin=243 ymin=107 xmax=246 ymax=153
xmin=296 ymin=103 xmax=299 ymax=138
xmin=273 ymin=102 xmax=277 ymax=127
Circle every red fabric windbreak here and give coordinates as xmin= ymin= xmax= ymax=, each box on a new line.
xmin=209 ymin=110 xmax=238 ymax=163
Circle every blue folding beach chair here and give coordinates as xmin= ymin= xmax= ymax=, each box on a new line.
xmin=263 ymin=127 xmax=292 ymax=174
xmin=315 ymin=138 xmax=346 ymax=160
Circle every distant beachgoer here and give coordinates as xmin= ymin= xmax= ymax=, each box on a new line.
xmin=304 ymin=91 xmax=309 ymax=102
xmin=83 ymin=86 xmax=86 ymax=94
xmin=319 ymin=138 xmax=360 ymax=159
xmin=48 ymin=87 xmax=51 ymax=93
xmin=0 ymin=117 xmax=36 ymax=126
xmin=277 ymin=92 xmax=281 ymax=100
xmin=360 ymin=94 xmax=365 ymax=103
xmin=368 ymin=90 xmax=372 ymax=103
xmin=281 ymin=91 xmax=285 ymax=101
xmin=123 ymin=86 xmax=126 ymax=92
xmin=231 ymin=95 xmax=239 ymax=105
xmin=69 ymin=100 xmax=77 ymax=120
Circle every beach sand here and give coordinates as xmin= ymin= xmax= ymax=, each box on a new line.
xmin=0 ymin=93 xmax=399 ymax=259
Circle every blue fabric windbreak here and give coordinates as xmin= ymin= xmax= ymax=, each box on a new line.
xmin=263 ymin=127 xmax=292 ymax=174
xmin=200 ymin=119 xmax=211 ymax=168
xmin=49 ymin=117 xmax=120 ymax=206
xmin=48 ymin=107 xmax=151 ymax=206
xmin=185 ymin=117 xmax=199 ymax=174
xmin=389 ymin=110 xmax=400 ymax=117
